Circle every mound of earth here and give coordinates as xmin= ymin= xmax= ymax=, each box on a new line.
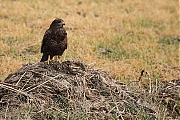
xmin=158 ymin=79 xmax=180 ymax=118
xmin=0 ymin=60 xmax=179 ymax=119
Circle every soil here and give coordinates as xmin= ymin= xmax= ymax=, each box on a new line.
xmin=0 ymin=60 xmax=179 ymax=119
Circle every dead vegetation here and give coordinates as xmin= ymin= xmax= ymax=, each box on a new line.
xmin=0 ymin=0 xmax=179 ymax=82
xmin=0 ymin=60 xmax=179 ymax=119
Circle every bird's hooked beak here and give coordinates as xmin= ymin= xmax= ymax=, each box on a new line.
xmin=61 ymin=21 xmax=65 ymax=25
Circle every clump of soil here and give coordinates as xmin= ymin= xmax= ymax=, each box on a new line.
xmin=0 ymin=60 xmax=179 ymax=119
xmin=158 ymin=79 xmax=180 ymax=118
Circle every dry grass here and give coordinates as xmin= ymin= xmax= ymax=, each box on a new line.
xmin=0 ymin=60 xmax=179 ymax=119
xmin=0 ymin=0 xmax=179 ymax=83
xmin=0 ymin=1 xmax=179 ymax=119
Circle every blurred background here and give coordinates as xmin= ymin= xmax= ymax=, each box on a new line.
xmin=0 ymin=0 xmax=179 ymax=83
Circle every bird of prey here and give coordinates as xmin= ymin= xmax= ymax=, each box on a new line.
xmin=40 ymin=18 xmax=67 ymax=64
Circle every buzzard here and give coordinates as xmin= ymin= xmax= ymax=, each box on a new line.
xmin=40 ymin=18 xmax=67 ymax=64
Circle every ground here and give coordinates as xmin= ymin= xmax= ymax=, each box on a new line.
xmin=0 ymin=0 xmax=179 ymax=119
xmin=0 ymin=60 xmax=179 ymax=119
xmin=0 ymin=0 xmax=179 ymax=82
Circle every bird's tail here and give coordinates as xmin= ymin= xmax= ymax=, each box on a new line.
xmin=40 ymin=54 xmax=48 ymax=62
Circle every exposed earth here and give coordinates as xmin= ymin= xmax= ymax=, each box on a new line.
xmin=0 ymin=60 xmax=179 ymax=119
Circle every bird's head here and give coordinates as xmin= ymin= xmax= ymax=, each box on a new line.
xmin=50 ymin=18 xmax=65 ymax=28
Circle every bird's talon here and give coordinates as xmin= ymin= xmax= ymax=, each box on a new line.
xmin=54 ymin=56 xmax=61 ymax=64
xmin=47 ymin=55 xmax=51 ymax=64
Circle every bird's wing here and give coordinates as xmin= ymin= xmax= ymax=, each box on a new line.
xmin=41 ymin=29 xmax=51 ymax=53
xmin=62 ymin=29 xmax=68 ymax=49
xmin=64 ymin=36 xmax=68 ymax=49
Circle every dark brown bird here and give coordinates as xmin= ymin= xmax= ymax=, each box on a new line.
xmin=40 ymin=18 xmax=67 ymax=64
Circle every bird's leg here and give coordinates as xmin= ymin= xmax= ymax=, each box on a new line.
xmin=47 ymin=55 xmax=51 ymax=64
xmin=54 ymin=56 xmax=61 ymax=64
xmin=54 ymin=56 xmax=58 ymax=61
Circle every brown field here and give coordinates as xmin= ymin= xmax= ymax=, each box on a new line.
xmin=0 ymin=0 xmax=179 ymax=119
xmin=0 ymin=0 xmax=179 ymax=82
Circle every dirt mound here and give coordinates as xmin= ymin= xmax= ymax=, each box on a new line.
xmin=0 ymin=60 xmax=179 ymax=119
xmin=158 ymin=79 xmax=180 ymax=117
